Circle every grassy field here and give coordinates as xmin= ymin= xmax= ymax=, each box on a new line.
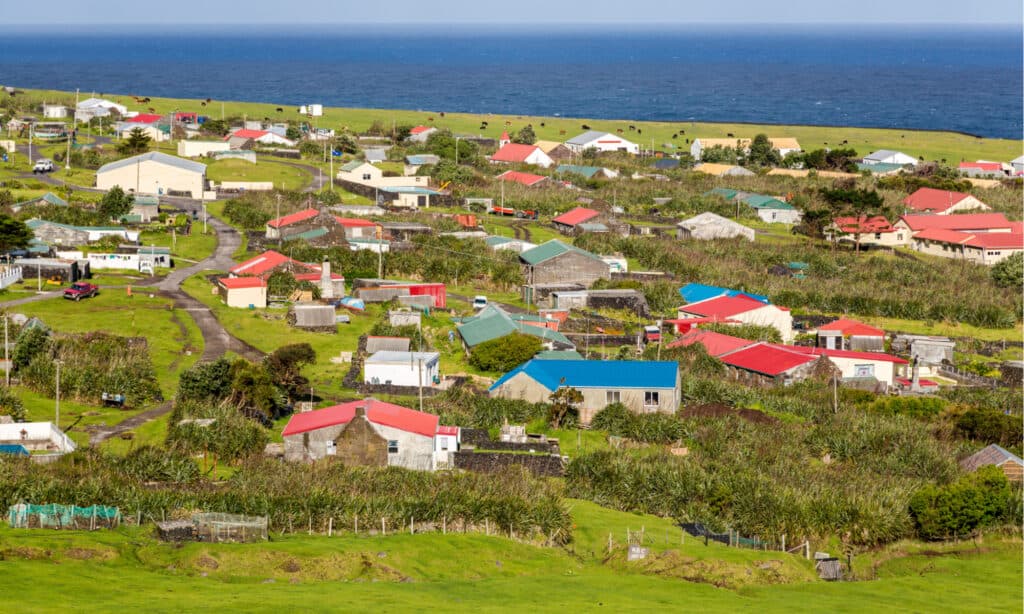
xmin=139 ymin=227 xmax=217 ymax=263
xmin=205 ymin=158 xmax=311 ymax=191
xmin=0 ymin=500 xmax=1018 ymax=613
xmin=16 ymin=88 xmax=1023 ymax=164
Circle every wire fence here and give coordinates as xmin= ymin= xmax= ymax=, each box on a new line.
xmin=7 ymin=503 xmax=121 ymax=530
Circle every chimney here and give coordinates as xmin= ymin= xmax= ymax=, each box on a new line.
xmin=355 ymin=397 xmax=373 ymax=417
xmin=320 ymin=260 xmax=334 ymax=299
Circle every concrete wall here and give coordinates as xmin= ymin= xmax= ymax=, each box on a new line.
xmin=912 ymin=238 xmax=1022 ymax=265
xmin=284 ymin=416 xmax=435 ymax=470
xmin=220 ymin=285 xmax=267 ymax=308
xmin=828 ymin=355 xmax=898 ymax=387
xmin=756 ymin=208 xmax=802 ymax=224
xmin=0 ymin=422 xmax=75 ymax=452
xmin=97 ymin=159 xmax=205 ymax=197
xmin=218 ymin=181 xmax=274 ymax=191
xmin=680 ymin=304 xmax=794 ymax=343
xmin=529 ymin=251 xmax=611 ymax=287
xmin=178 ymin=140 xmax=230 ymax=158
xmin=364 ymin=358 xmax=440 ymax=387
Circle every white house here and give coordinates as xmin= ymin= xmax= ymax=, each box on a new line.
xmin=217 ymin=276 xmax=268 ymax=308
xmin=177 ymin=140 xmax=231 ymax=158
xmin=364 ymin=351 xmax=441 ymax=388
xmin=862 ymin=149 xmax=918 ymax=166
xmin=96 ymin=152 xmax=207 ymax=198
xmin=565 ymin=131 xmax=639 ymax=155
xmin=42 ymin=104 xmax=68 ymax=119
xmin=690 ymin=137 xmax=801 ymax=160
xmin=1012 ymin=155 xmax=1024 ymax=175
xmin=407 ymin=125 xmax=437 ymax=143
xmin=228 ymin=129 xmax=296 ymax=147
xmin=282 ymin=398 xmax=453 ymax=470
xmin=76 ymin=97 xmax=127 ymax=122
xmin=678 ymin=294 xmax=794 ymax=342
xmin=489 ymin=143 xmax=555 ymax=168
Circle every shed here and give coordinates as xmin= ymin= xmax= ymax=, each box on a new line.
xmin=364 ymin=351 xmax=441 ymax=388
xmin=959 ymin=444 xmax=1023 ymax=483
xmin=366 ymin=336 xmax=411 ymax=353
xmin=96 ymin=152 xmax=207 ymax=198
xmin=217 ymin=276 xmax=267 ymax=308
xmin=676 ymin=212 xmax=755 ymax=241
xmin=290 ymin=303 xmax=337 ymax=331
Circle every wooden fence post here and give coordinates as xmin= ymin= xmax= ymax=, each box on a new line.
xmin=328 ymin=517 xmax=333 ymax=537
xmin=355 ymin=514 xmax=358 ymax=534
xmin=442 ymin=515 xmax=446 ymax=535
xmin=382 ymin=517 xmax=386 ymax=536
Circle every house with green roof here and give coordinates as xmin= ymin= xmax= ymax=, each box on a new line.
xmin=740 ymin=194 xmax=801 ymax=224
xmin=556 ymin=165 xmax=618 ymax=180
xmin=11 ymin=192 xmax=68 ymax=213
xmin=519 ymin=240 xmax=610 ymax=287
xmin=455 ymin=305 xmax=575 ymax=352
xmin=27 ymin=219 xmax=139 ymax=246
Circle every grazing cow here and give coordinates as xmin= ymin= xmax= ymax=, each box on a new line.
xmin=427 ymin=117 xmax=434 ymax=122
xmin=148 ymin=107 xmax=155 ymax=113
xmin=479 ymin=125 xmax=487 ymax=131
xmin=672 ymin=133 xmax=678 ymax=139
xmin=726 ymin=132 xmax=734 ymax=138
xmin=581 ymin=124 xmax=590 ymax=130
xmin=440 ymin=112 xmax=445 ymax=117
xmin=206 ymin=98 xmax=212 ymax=103
xmin=680 ymin=129 xmax=685 ymax=134
xmin=540 ymin=122 xmax=545 ymax=127
xmin=637 ymin=129 xmax=642 ymax=135
xmin=505 ymin=120 xmax=512 ymax=126
xmin=276 ymin=107 xmax=283 ymax=112
xmin=616 ymin=128 xmax=624 ymax=134
xmin=559 ymin=130 xmax=566 ymax=135
xmin=628 ymin=125 xmax=636 ymax=131
xmin=686 ymin=139 xmax=690 ymax=144
xmin=842 ymin=140 xmax=848 ymax=144
xmin=200 ymin=102 xmax=206 ymax=107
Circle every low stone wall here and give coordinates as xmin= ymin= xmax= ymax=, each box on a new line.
xmin=453 ymin=451 xmax=565 ymax=477
xmin=357 ymin=383 xmax=442 ymax=397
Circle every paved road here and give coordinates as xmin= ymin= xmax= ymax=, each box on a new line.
xmin=267 ymin=158 xmax=328 ymax=192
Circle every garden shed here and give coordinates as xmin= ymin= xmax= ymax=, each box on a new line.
xmin=290 ymin=303 xmax=337 ymax=332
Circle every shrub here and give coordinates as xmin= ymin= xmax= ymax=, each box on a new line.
xmin=909 ymin=466 xmax=1017 ymax=540
xmin=469 ymin=333 xmax=541 ymax=373
xmin=176 ymin=358 xmax=233 ymax=404
xmin=0 ymin=387 xmax=25 ymax=421
xmin=167 ymin=405 xmax=271 ymax=462
xmin=867 ymin=396 xmax=947 ymax=419
xmin=953 ymin=409 xmax=1023 ymax=450
xmin=12 ymin=325 xmax=48 ymax=370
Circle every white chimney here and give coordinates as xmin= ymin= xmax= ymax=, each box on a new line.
xmin=320 ymin=260 xmax=334 ymax=299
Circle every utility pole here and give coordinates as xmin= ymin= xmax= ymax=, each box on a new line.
xmin=376 ymin=224 xmax=384 ymax=278
xmin=276 ymin=194 xmax=282 ymax=248
xmin=4 ymin=315 xmax=8 ymax=387
xmin=417 ymin=357 xmax=424 ymax=413
xmin=202 ymin=203 xmax=208 ymax=234
xmin=55 ymin=360 xmax=62 ymax=427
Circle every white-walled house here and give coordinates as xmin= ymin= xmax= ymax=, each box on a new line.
xmin=217 ymin=276 xmax=268 ymax=308
xmin=177 ymin=140 xmax=231 ymax=158
xmin=364 ymin=351 xmax=441 ymax=388
xmin=96 ymin=152 xmax=207 ymax=198
xmin=677 ymin=294 xmax=794 ymax=342
xmin=862 ymin=150 xmax=918 ymax=166
xmin=407 ymin=126 xmax=437 ymax=143
xmin=565 ymin=131 xmax=639 ymax=155
xmin=690 ymin=137 xmax=801 ymax=160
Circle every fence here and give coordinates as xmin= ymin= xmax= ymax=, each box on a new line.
xmin=0 ymin=266 xmax=23 ymax=289
xmin=938 ymin=365 xmax=999 ymax=388
xmin=681 ymin=522 xmax=770 ymax=550
xmin=193 ymin=512 xmax=268 ymax=543
xmin=7 ymin=503 xmax=121 ymax=530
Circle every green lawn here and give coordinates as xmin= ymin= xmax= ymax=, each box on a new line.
xmin=19 ymin=88 xmax=1021 ymax=164
xmin=0 ymin=511 xmax=1018 ymax=613
xmin=139 ymin=227 xmax=218 ymax=263
xmin=205 ymin=158 xmax=310 ymax=191
xmin=6 ymin=290 xmax=203 ymax=397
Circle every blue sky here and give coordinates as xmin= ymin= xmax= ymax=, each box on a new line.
xmin=4 ymin=0 xmax=1022 ymax=24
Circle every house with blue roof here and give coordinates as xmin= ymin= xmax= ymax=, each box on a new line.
xmin=678 ymin=282 xmax=769 ymax=305
xmin=489 ymin=359 xmax=680 ymax=424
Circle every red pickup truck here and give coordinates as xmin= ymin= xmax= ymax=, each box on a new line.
xmin=63 ymin=282 xmax=99 ymax=301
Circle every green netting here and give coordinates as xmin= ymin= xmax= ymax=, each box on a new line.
xmin=7 ymin=503 xmax=121 ymax=529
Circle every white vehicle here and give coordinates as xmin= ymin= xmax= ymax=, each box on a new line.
xmin=32 ymin=159 xmax=54 ymax=174
xmin=472 ymin=295 xmax=488 ymax=310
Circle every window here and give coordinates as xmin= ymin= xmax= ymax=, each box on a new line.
xmin=988 ymin=251 xmax=1001 ymax=256
xmin=387 ymin=440 xmax=399 ymax=454
xmin=606 ymin=390 xmax=621 ymax=405
xmin=897 ymin=233 xmax=903 ymax=241
xmin=325 ymin=440 xmax=336 ymax=456
xmin=644 ymin=391 xmax=660 ymax=407
xmin=440 ymin=438 xmax=449 ymax=451
xmin=362 ymin=173 xmax=372 ymax=181
xmin=854 ymin=364 xmax=874 ymax=378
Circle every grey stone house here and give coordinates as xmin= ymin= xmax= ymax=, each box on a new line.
xmin=520 ymin=240 xmax=611 ymax=287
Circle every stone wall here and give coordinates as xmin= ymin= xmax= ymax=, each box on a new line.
xmin=333 ymin=414 xmax=388 ymax=467
xmin=453 ymin=451 xmax=565 ymax=477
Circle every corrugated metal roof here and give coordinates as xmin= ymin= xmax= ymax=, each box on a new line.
xmin=519 ymin=239 xmax=605 ymax=266
xmin=679 ymin=283 xmax=769 ymax=305
xmin=680 ymin=295 xmax=771 ymax=319
xmin=899 ymin=213 xmax=1011 ymax=232
xmin=552 ymin=207 xmax=601 ymax=227
xmin=960 ymin=444 xmax=1024 ymax=473
xmin=457 ymin=305 xmax=572 ymax=348
xmin=366 ymin=336 xmax=411 ymax=353
xmin=489 ymin=359 xmax=678 ymax=392
xmin=97 ymin=151 xmax=206 ymax=175
xmin=405 ymin=154 xmax=440 ymax=165
xmin=268 ymin=208 xmax=320 ymax=228
xmin=705 ymin=188 xmax=739 ymax=200
xmin=741 ymin=194 xmax=794 ymax=210
xmin=667 ymin=329 xmax=753 ymax=356
xmin=557 ymin=165 xmax=602 ymax=178
xmin=365 ymin=351 xmax=440 ymax=364
xmin=282 ymin=398 xmax=438 ymax=438
xmin=719 ymin=343 xmax=816 ymax=376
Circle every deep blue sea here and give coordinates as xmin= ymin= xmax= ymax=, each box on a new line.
xmin=0 ymin=25 xmax=1021 ymax=139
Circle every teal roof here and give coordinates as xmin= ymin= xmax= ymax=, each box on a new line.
xmin=457 ymin=305 xmax=573 ymax=348
xmin=27 ymin=219 xmax=126 ymax=232
xmin=133 ymin=195 xmax=159 ymax=206
xmin=740 ymin=194 xmax=794 ymax=210
xmin=288 ymin=227 xmax=329 ymax=241
xmin=340 ymin=160 xmax=368 ymax=172
xmin=14 ymin=192 xmax=68 ymax=208
xmin=557 ymin=165 xmax=602 ymax=179
xmin=578 ymin=222 xmax=609 ymax=232
xmin=534 ymin=350 xmax=584 ymax=360
xmin=519 ymin=240 xmax=605 ymax=266
xmin=705 ymin=188 xmax=739 ymax=201
xmin=484 ymin=236 xmax=515 ymax=247
xmin=856 ymin=162 xmax=904 ymax=174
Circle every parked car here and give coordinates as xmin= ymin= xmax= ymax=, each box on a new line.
xmin=472 ymin=295 xmax=488 ymax=310
xmin=32 ymin=159 xmax=54 ymax=174
xmin=642 ymin=325 xmax=662 ymax=344
xmin=63 ymin=282 xmax=99 ymax=301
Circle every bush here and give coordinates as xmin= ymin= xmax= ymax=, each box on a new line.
xmin=909 ymin=466 xmax=1017 ymax=540
xmin=12 ymin=325 xmax=48 ymax=370
xmin=0 ymin=387 xmax=25 ymax=421
xmin=167 ymin=405 xmax=271 ymax=462
xmin=469 ymin=333 xmax=542 ymax=372
xmin=867 ymin=396 xmax=947 ymax=419
xmin=953 ymin=409 xmax=1023 ymax=450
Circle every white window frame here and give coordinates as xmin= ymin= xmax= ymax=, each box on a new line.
xmin=644 ymin=391 xmax=660 ymax=408
xmin=606 ymin=390 xmax=621 ymax=405
xmin=387 ymin=440 xmax=399 ymax=454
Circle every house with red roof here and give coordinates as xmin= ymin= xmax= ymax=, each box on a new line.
xmin=496 ymin=170 xmax=548 ymax=188
xmin=774 ymin=344 xmax=907 ymax=388
xmin=677 ymin=294 xmax=794 ymax=342
xmin=489 ymin=143 xmax=555 ymax=168
xmin=128 ymin=113 xmax=164 ymax=124
xmin=816 ymin=318 xmax=885 ymax=352
xmin=897 ymin=212 xmax=1015 ymax=234
xmin=958 ymin=161 xmax=1009 ymax=178
xmin=265 ymin=208 xmax=321 ymax=239
xmin=716 ymin=343 xmax=826 ymax=385
xmin=229 ymin=249 xmax=319 ymax=279
xmin=552 ymin=206 xmax=602 ymax=234
xmin=407 ymin=125 xmax=437 ymax=143
xmin=226 ymin=128 xmax=295 ymax=147
xmin=826 ymin=216 xmax=909 ymax=249
xmin=902 ymin=187 xmax=990 ymax=215
xmin=666 ymin=329 xmax=754 ymax=356
xmin=216 ymin=276 xmax=268 ymax=308
xmin=282 ymin=398 xmax=458 ymax=470
xmin=894 ymin=212 xmax=1023 ymax=265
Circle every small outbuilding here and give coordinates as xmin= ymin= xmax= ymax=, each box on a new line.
xmin=960 ymin=444 xmax=1023 ymax=483
xmin=217 ymin=276 xmax=267 ymax=308
xmin=676 ymin=212 xmax=755 ymax=241
xmin=364 ymin=351 xmax=441 ymax=388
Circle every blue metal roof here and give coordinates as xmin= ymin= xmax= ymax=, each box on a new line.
xmin=0 ymin=444 xmax=30 ymax=457
xmin=679 ymin=282 xmax=769 ymax=305
xmin=489 ymin=359 xmax=678 ymax=392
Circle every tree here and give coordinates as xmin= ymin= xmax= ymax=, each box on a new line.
xmin=0 ymin=214 xmax=32 ymax=254
xmin=819 ymin=187 xmax=887 ymax=253
xmin=201 ymin=118 xmax=230 ymax=137
xmin=267 ymin=270 xmax=298 ymax=297
xmin=700 ymin=144 xmax=740 ymax=164
xmin=266 ymin=343 xmax=316 ymax=402
xmin=746 ymin=134 xmax=781 ymax=167
xmin=469 ymin=333 xmax=542 ymax=372
xmin=12 ymin=326 xmax=49 ymax=370
xmin=909 ymin=466 xmax=1015 ymax=540
xmin=117 ymin=127 xmax=152 ymax=155
xmin=285 ymin=124 xmax=303 ymax=141
xmin=0 ymin=189 xmax=14 ymax=209
xmin=512 ymin=125 xmax=537 ymax=145
xmin=991 ymin=252 xmax=1023 ymax=289
xmin=548 ymin=386 xmax=583 ymax=429
xmin=0 ymin=387 xmax=26 ymax=421
xmin=425 ymin=131 xmax=477 ymax=162
xmin=98 ymin=185 xmax=134 ymax=221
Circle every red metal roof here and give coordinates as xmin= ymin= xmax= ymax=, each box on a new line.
xmin=282 ymin=398 xmax=439 ymax=438
xmin=902 ymin=187 xmax=975 ymax=213
xmin=218 ymin=276 xmax=266 ymax=289
xmin=410 ymin=125 xmax=432 ymax=134
xmin=230 ymin=250 xmax=314 ymax=277
xmin=491 ymin=143 xmax=543 ymax=163
xmin=775 ymin=344 xmax=907 ymax=364
xmin=913 ymin=228 xmax=975 ymax=244
xmin=679 ymin=295 xmax=769 ymax=319
xmin=334 ymin=217 xmax=376 ymax=227
xmin=895 ymin=377 xmax=939 ymax=388
xmin=667 ymin=329 xmax=753 ymax=356
xmin=267 ymin=208 xmax=320 ymax=228
xmin=128 ymin=113 xmax=163 ymax=123
xmin=833 ymin=215 xmax=895 ymax=233
xmin=500 ymin=131 xmax=510 ymax=140
xmin=958 ymin=162 xmax=1002 ymax=171
xmin=497 ymin=170 xmax=547 ymax=187
xmin=293 ymin=272 xmax=344 ymax=282
xmin=552 ymin=207 xmax=600 ymax=226
xmin=232 ymin=129 xmax=269 ymax=139
xmin=900 ymin=212 xmax=1011 ymax=232
xmin=720 ymin=343 xmax=816 ymax=376
xmin=817 ymin=318 xmax=884 ymax=337
xmin=436 ymin=425 xmax=460 ymax=436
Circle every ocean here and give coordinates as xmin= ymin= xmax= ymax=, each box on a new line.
xmin=0 ymin=24 xmax=1020 ymax=139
